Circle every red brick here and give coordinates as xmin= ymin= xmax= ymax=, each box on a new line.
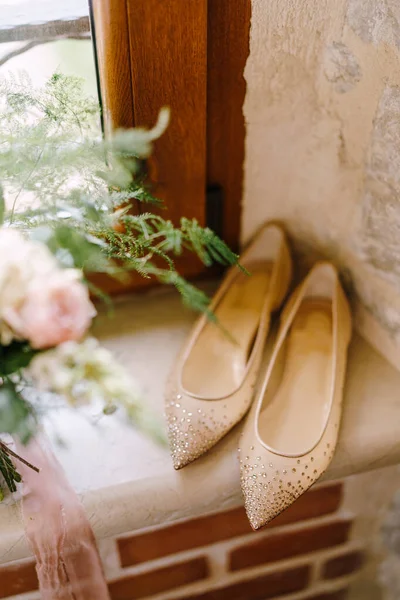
xmin=118 ymin=483 xmax=343 ymax=567
xmin=176 ymin=565 xmax=310 ymax=600
xmin=323 ymin=551 xmax=364 ymax=579
xmin=269 ymin=484 xmax=343 ymax=529
xmin=229 ymin=519 xmax=352 ymax=571
xmin=0 ymin=560 xmax=38 ymax=598
xmin=108 ymin=556 xmax=209 ymax=599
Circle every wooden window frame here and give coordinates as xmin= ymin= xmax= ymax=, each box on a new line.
xmin=90 ymin=0 xmax=251 ymax=293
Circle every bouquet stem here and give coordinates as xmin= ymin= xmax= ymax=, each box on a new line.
xmin=0 ymin=441 xmax=39 ymax=493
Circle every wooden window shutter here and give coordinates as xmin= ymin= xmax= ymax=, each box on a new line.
xmin=90 ymin=0 xmax=250 ymax=291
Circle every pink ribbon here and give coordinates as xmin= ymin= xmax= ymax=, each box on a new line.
xmin=15 ymin=437 xmax=110 ymax=600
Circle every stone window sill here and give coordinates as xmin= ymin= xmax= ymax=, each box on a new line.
xmin=1 ymin=282 xmax=399 ymax=564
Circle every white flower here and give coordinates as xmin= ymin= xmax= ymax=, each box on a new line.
xmin=0 ymin=229 xmax=57 ymax=344
xmin=28 ymin=338 xmax=166 ymax=444
xmin=0 ymin=230 xmax=57 ymax=310
xmin=0 ymin=321 xmax=19 ymax=346
xmin=4 ymin=269 xmax=96 ymax=349
xmin=28 ymin=337 xmax=135 ymax=408
xmin=0 ymin=228 xmax=95 ymax=347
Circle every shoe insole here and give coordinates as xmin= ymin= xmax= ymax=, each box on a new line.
xmin=181 ymin=262 xmax=272 ymax=398
xmin=258 ymin=299 xmax=333 ymax=455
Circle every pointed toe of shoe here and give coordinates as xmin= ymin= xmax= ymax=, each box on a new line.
xmin=238 ymin=436 xmax=318 ymax=529
xmin=168 ymin=424 xmax=225 ymax=469
xmin=171 ymin=454 xmax=193 ymax=470
xmin=166 ymin=399 xmax=234 ymax=469
xmin=241 ymin=474 xmax=305 ymax=530
xmin=164 ymin=224 xmax=293 ymax=470
xmin=237 ymin=262 xmax=351 ymax=529
xmin=239 ymin=437 xmax=330 ymax=528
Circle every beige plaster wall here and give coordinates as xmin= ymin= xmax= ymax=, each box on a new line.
xmin=242 ymin=0 xmax=400 ymax=368
xmin=344 ymin=466 xmax=400 ymax=600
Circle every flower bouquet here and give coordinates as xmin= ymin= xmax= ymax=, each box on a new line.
xmin=0 ymin=72 xmax=238 ymax=485
xmin=0 ymin=226 xmax=144 ymax=492
xmin=0 ymin=73 xmax=239 ymax=596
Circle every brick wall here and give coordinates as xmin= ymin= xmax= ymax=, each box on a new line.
xmin=0 ymin=482 xmax=364 ymax=600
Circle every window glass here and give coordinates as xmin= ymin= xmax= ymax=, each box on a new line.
xmin=0 ymin=0 xmax=97 ymax=93
xmin=0 ymin=0 xmax=101 ymax=212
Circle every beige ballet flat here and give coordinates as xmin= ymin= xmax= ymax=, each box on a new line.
xmin=239 ymin=262 xmax=352 ymax=530
xmin=165 ymin=224 xmax=293 ymax=470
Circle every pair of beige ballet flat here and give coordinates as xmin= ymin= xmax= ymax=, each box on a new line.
xmin=165 ymin=224 xmax=352 ymax=530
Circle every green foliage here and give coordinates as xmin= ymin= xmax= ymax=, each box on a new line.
xmin=31 ymin=225 xmax=112 ymax=273
xmin=0 ymin=73 xmax=241 ymax=494
xmin=0 ymin=381 xmax=35 ymax=444
xmin=0 ymin=341 xmax=38 ymax=377
xmin=0 ymin=73 xmax=102 ymax=221
xmin=0 ymin=72 xmax=240 ymax=309
xmin=0 ymin=184 xmax=4 ymax=225
xmin=0 ymin=380 xmax=36 ymax=492
xmin=0 ymin=446 xmax=21 ymax=494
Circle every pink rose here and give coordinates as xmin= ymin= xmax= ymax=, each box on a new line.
xmin=4 ymin=270 xmax=96 ymax=349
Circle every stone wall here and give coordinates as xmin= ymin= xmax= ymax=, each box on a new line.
xmin=242 ymin=0 xmax=400 ymax=369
